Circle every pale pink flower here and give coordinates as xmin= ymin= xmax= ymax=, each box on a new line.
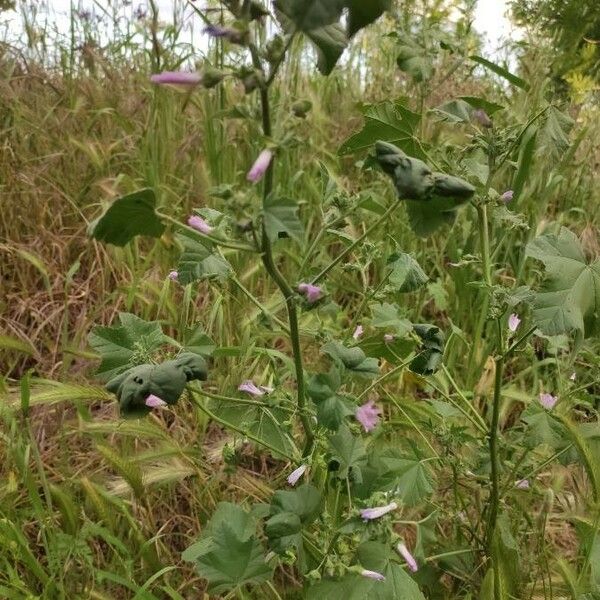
xmin=150 ymin=71 xmax=202 ymax=86
xmin=360 ymin=501 xmax=397 ymax=521
xmin=287 ymin=465 xmax=307 ymax=486
xmin=145 ymin=394 xmax=167 ymax=408
xmin=356 ymin=400 xmax=381 ymax=433
xmin=298 ymin=283 xmax=322 ymax=304
xmin=361 ymin=569 xmax=385 ymax=581
xmin=472 ymin=108 xmax=492 ymax=128
xmin=515 ymin=479 xmax=530 ymax=490
xmin=353 ymin=325 xmax=364 ymax=340
xmin=539 ymin=392 xmax=558 ymax=410
xmin=187 ymin=215 xmax=213 ymax=234
xmin=569 ymin=372 xmax=576 ymax=381
xmin=168 ymin=270 xmax=178 ymax=281
xmin=238 ymin=380 xmax=272 ymax=396
xmin=500 ymin=190 xmax=514 ymax=203
xmin=247 ymin=149 xmax=273 ymax=183
xmin=397 ymin=542 xmax=418 ymax=572
xmin=508 ymin=313 xmax=521 ymax=332
xmin=384 ymin=333 xmax=395 ymax=343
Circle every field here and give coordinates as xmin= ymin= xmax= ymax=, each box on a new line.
xmin=1 ymin=1 xmax=600 ymax=598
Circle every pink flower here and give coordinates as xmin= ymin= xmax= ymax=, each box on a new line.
xmin=187 ymin=215 xmax=213 ymax=234
xmin=500 ymin=190 xmax=514 ymax=203
xmin=360 ymin=501 xmax=397 ymax=521
xmin=539 ymin=392 xmax=558 ymax=410
xmin=384 ymin=333 xmax=395 ymax=343
xmin=472 ymin=108 xmax=492 ymax=128
xmin=353 ymin=325 xmax=364 ymax=340
xmin=203 ymin=24 xmax=244 ymax=43
xmin=145 ymin=394 xmax=167 ymax=408
xmin=150 ymin=71 xmax=202 ymax=86
xmin=298 ymin=283 xmax=322 ymax=304
xmin=247 ymin=149 xmax=273 ymax=183
xmin=168 ymin=270 xmax=178 ymax=281
xmin=287 ymin=465 xmax=307 ymax=486
xmin=238 ymin=380 xmax=272 ymax=396
xmin=397 ymin=542 xmax=418 ymax=572
xmin=508 ymin=313 xmax=521 ymax=332
xmin=356 ymin=400 xmax=381 ymax=433
xmin=515 ymin=479 xmax=530 ymax=490
xmin=361 ymin=569 xmax=385 ymax=581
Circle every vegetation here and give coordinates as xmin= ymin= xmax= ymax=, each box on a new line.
xmin=1 ymin=1 xmax=599 ymax=598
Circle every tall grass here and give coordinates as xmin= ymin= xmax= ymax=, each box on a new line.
xmin=1 ymin=1 xmax=599 ymax=598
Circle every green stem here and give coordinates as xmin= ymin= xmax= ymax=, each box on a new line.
xmin=311 ymin=198 xmax=402 ymax=285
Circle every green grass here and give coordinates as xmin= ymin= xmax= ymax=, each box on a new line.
xmin=1 ymin=1 xmax=600 ymax=598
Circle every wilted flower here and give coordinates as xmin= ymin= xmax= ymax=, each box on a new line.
xmin=298 ymin=282 xmax=322 ymax=304
xmin=188 ymin=215 xmax=213 ymax=234
xmin=500 ymin=190 xmax=514 ymax=203
xmin=360 ymin=501 xmax=398 ymax=521
xmin=287 ymin=464 xmax=307 ymax=486
xmin=397 ymin=542 xmax=418 ymax=572
xmin=356 ymin=399 xmax=381 ymax=432
xmin=539 ymin=392 xmax=558 ymax=410
xmin=508 ymin=313 xmax=521 ymax=332
xmin=145 ymin=394 xmax=167 ymax=408
xmin=247 ymin=149 xmax=273 ymax=183
xmin=168 ymin=270 xmax=178 ymax=281
xmin=515 ymin=479 xmax=530 ymax=490
xmin=353 ymin=325 xmax=364 ymax=340
xmin=361 ymin=569 xmax=385 ymax=581
xmin=238 ymin=380 xmax=272 ymax=396
xmin=150 ymin=71 xmax=202 ymax=86
xmin=472 ymin=108 xmax=492 ymax=128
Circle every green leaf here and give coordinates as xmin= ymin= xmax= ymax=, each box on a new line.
xmin=512 ymin=125 xmax=537 ymax=201
xmin=307 ymin=368 xmax=341 ymax=402
xmin=88 ymin=313 xmax=168 ymax=381
xmin=431 ymin=99 xmax=473 ymax=124
xmin=339 ymin=101 xmax=422 ymax=158
xmin=539 ymin=106 xmax=574 ymax=156
xmin=458 ymin=96 xmax=505 ymax=115
xmin=370 ymin=303 xmax=413 ymax=337
xmin=308 ymin=542 xmax=425 ymax=599
xmin=321 ymin=341 xmax=379 ymax=379
xmin=328 ymin=425 xmax=367 ymax=481
xmin=469 ymin=55 xmax=529 ymax=90
xmin=182 ymin=325 xmax=216 ymax=357
xmin=488 ymin=514 xmax=520 ymax=597
xmin=410 ymin=324 xmax=445 ymax=375
xmin=89 ymin=189 xmax=165 ymax=247
xmin=213 ymin=401 xmax=296 ymax=459
xmin=526 ymin=227 xmax=600 ymax=339
xmin=405 ymin=195 xmax=469 ymax=237
xmin=176 ymin=232 xmax=231 ymax=285
xmin=275 ymin=0 xmax=347 ymax=74
xmin=346 ymin=0 xmax=391 ymax=37
xmin=184 ymin=502 xmax=273 ymax=594
xmin=386 ymin=252 xmax=429 ymax=292
xmin=316 ymin=395 xmax=356 ymax=430
xmin=397 ymin=39 xmax=433 ymax=82
xmin=270 ymin=484 xmax=322 ymax=526
xmin=263 ymin=196 xmax=304 ymax=243
xmin=521 ymin=402 xmax=567 ymax=449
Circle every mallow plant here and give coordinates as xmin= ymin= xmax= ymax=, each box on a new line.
xmin=86 ymin=1 xmax=600 ymax=598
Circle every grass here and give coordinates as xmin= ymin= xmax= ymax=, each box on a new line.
xmin=1 ymin=1 xmax=600 ymax=598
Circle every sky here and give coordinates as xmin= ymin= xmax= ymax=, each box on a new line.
xmin=3 ymin=0 xmax=519 ymax=55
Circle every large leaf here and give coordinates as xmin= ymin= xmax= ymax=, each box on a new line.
xmin=263 ymin=195 xmax=304 ymax=243
xmin=322 ymin=341 xmax=379 ymax=379
xmin=469 ymin=55 xmax=529 ymax=90
xmin=405 ymin=195 xmax=469 ymax=237
xmin=386 ymin=252 xmax=429 ymax=293
xmin=307 ymin=369 xmax=354 ymax=430
xmin=275 ymin=0 xmax=347 ymax=74
xmin=521 ymin=402 xmax=567 ymax=449
xmin=89 ymin=188 xmax=165 ymax=246
xmin=308 ymin=542 xmax=426 ymax=599
xmin=346 ymin=0 xmax=391 ymax=37
xmin=88 ymin=313 xmax=168 ymax=381
xmin=183 ymin=502 xmax=272 ymax=594
xmin=526 ymin=227 xmax=600 ymax=339
xmin=176 ymin=231 xmax=231 ymax=285
xmin=410 ymin=324 xmax=445 ymax=376
xmin=339 ymin=101 xmax=422 ymax=158
xmin=397 ymin=38 xmax=433 ymax=83
xmin=370 ymin=303 xmax=412 ymax=336
xmin=213 ymin=401 xmax=296 ymax=458
xmin=539 ymin=106 xmax=574 ymax=156
xmin=328 ymin=425 xmax=367 ymax=482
